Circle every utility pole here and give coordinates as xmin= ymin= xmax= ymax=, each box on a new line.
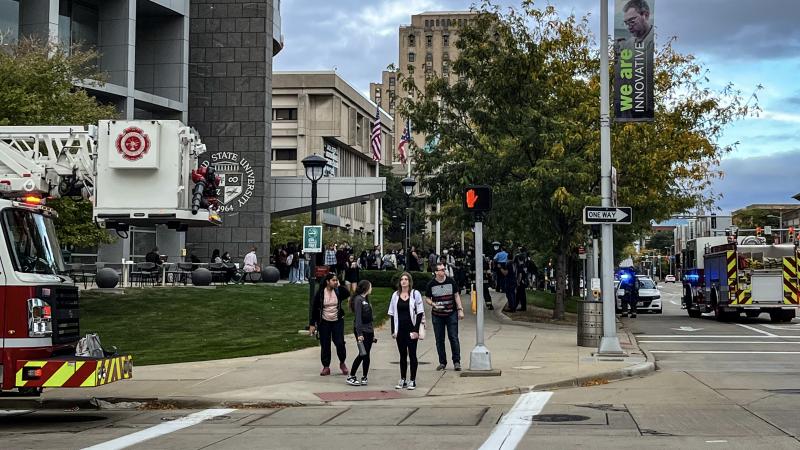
xmin=597 ymin=0 xmax=624 ymax=356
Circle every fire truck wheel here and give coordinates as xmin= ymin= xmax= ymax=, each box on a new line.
xmin=688 ymin=309 xmax=702 ymax=318
xmin=745 ymin=310 xmax=761 ymax=319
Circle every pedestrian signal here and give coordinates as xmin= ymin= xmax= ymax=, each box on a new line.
xmin=756 ymin=226 xmax=763 ymax=236
xmin=463 ymin=185 xmax=492 ymax=212
xmin=790 ymin=227 xmax=796 ymax=240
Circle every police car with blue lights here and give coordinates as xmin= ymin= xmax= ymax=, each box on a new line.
xmin=615 ymin=268 xmax=663 ymax=314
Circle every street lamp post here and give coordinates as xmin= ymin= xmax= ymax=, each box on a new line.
xmin=401 ymin=177 xmax=417 ymax=260
xmin=302 ymin=154 xmax=327 ymax=325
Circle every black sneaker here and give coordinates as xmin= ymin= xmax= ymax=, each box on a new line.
xmin=395 ymin=379 xmax=407 ymax=389
xmin=435 ymin=364 xmax=446 ymax=371
xmin=407 ymin=380 xmax=417 ymax=390
xmin=454 ymin=363 xmax=462 ymax=371
xmin=360 ymin=377 xmax=368 ymax=386
xmin=346 ymin=376 xmax=360 ymax=386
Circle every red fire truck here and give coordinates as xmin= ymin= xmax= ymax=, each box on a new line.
xmin=0 ymin=121 xmax=218 ymax=394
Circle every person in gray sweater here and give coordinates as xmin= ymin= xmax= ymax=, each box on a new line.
xmin=346 ymin=280 xmax=374 ymax=386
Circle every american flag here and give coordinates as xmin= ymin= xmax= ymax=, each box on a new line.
xmin=397 ymin=119 xmax=411 ymax=165
xmin=370 ymin=106 xmax=382 ymax=162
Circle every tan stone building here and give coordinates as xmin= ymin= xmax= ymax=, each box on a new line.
xmin=371 ymin=11 xmax=477 ymax=175
xmin=272 ymin=71 xmax=393 ymax=236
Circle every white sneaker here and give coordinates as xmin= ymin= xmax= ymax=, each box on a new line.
xmin=360 ymin=377 xmax=368 ymax=386
xmin=407 ymin=380 xmax=416 ymax=390
xmin=346 ymin=376 xmax=360 ymax=386
xmin=395 ymin=379 xmax=407 ymax=389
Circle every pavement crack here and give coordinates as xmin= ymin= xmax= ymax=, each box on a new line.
xmin=522 ymin=336 xmax=537 ymax=361
xmin=624 ymin=403 xmax=645 ymax=436
xmin=739 ymin=404 xmax=797 ymax=439
xmin=198 ymin=426 xmax=251 ymax=450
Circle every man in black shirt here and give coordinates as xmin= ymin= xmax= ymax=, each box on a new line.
xmin=425 ymin=262 xmax=464 ymax=371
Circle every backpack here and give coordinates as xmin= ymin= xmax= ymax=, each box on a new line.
xmin=383 ymin=254 xmax=395 ymax=269
xmin=286 ymin=253 xmax=294 ymax=266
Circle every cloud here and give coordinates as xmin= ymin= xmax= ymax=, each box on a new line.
xmin=713 ymin=150 xmax=800 ymax=213
xmin=785 ymin=91 xmax=800 ymax=108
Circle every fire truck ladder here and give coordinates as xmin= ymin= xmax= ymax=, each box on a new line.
xmin=0 ymin=126 xmax=96 ymax=198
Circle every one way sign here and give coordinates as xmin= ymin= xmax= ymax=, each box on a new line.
xmin=583 ymin=206 xmax=632 ymax=224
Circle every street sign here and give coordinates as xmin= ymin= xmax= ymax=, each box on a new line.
xmin=303 ymin=225 xmax=322 ymax=253
xmin=583 ymin=206 xmax=632 ymax=224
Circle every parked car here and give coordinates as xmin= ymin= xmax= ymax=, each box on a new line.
xmin=616 ymin=275 xmax=662 ymax=314
xmin=664 ymin=274 xmax=676 ymax=283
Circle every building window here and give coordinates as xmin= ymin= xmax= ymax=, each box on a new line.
xmin=443 ymin=52 xmax=449 ymax=61
xmin=0 ymin=0 xmax=19 ymax=42
xmin=356 ymin=114 xmax=363 ymax=147
xmin=424 ymin=20 xmax=429 ymax=27
xmin=389 ymin=76 xmax=395 ymax=87
xmin=458 ymin=18 xmax=463 ymax=26
xmin=273 ymin=108 xmax=298 ymax=120
xmin=426 ymin=35 xmax=432 ymax=47
xmin=426 ymin=52 xmax=433 ymax=62
xmin=59 ymin=0 xmax=99 ymax=51
xmin=272 ymin=148 xmax=297 ymax=161
xmin=374 ymin=88 xmax=381 ymax=99
xmin=323 ymin=141 xmax=338 ymax=177
xmin=435 ymin=19 xmax=439 ymax=27
xmin=443 ymin=34 xmax=449 ymax=47
xmin=130 ymin=228 xmax=157 ymax=260
xmin=408 ymin=52 xmax=415 ymax=62
xmin=408 ymin=34 xmax=415 ymax=47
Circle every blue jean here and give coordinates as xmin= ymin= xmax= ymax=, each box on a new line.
xmin=298 ymin=259 xmax=307 ymax=281
xmin=289 ymin=266 xmax=299 ymax=283
xmin=431 ymin=312 xmax=460 ymax=365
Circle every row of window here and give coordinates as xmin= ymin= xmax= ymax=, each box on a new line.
xmin=424 ymin=17 xmax=469 ymax=28
xmin=408 ymin=34 xmax=450 ymax=48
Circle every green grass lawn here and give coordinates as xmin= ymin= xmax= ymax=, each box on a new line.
xmin=526 ymin=290 xmax=580 ymax=314
xmin=79 ymin=285 xmax=394 ymax=366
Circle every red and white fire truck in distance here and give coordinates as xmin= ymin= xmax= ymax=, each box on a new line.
xmin=0 ymin=120 xmax=219 ymax=395
xmin=682 ymin=231 xmax=799 ymax=322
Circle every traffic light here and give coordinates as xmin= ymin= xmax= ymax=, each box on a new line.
xmin=463 ymin=185 xmax=492 ymax=212
xmin=756 ymin=226 xmax=763 ymax=236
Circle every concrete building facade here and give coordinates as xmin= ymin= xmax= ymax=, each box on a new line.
xmin=272 ymin=71 xmax=393 ymax=236
xmin=0 ymin=0 xmax=284 ymax=265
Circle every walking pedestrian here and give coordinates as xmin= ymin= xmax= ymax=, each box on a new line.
xmin=346 ymin=280 xmax=374 ymax=386
xmin=344 ymin=254 xmax=360 ymax=293
xmin=309 ymin=273 xmax=350 ymax=376
xmin=388 ymin=272 xmax=425 ymax=390
xmin=426 ymin=262 xmax=464 ymax=371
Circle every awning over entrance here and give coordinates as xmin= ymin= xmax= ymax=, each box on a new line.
xmin=269 ymin=176 xmax=386 ymax=217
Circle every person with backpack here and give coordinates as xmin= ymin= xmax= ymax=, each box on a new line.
xmin=346 ymin=280 xmax=374 ymax=386
xmin=309 ymin=273 xmax=350 ymax=376
xmin=382 ymin=251 xmax=397 ymax=271
xmin=388 ymin=272 xmax=425 ymax=389
xmin=344 ymin=254 xmax=360 ymax=293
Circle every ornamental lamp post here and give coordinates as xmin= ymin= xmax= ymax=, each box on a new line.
xmin=401 ymin=177 xmax=417 ymax=258
xmin=302 ymin=154 xmax=327 ymax=325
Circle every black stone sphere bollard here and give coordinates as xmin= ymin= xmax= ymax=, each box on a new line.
xmin=95 ymin=267 xmax=119 ymax=289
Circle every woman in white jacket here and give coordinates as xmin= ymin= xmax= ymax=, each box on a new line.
xmin=388 ymin=272 xmax=425 ymax=390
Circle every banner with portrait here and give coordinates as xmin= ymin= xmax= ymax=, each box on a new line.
xmin=614 ymin=0 xmax=655 ymax=122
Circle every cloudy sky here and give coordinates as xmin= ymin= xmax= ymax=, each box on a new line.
xmin=274 ymin=0 xmax=800 ymax=215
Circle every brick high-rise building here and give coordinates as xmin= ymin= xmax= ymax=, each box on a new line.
xmin=371 ymin=11 xmax=476 ymax=175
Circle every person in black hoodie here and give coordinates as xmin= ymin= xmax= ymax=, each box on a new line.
xmin=309 ymin=273 xmax=350 ymax=376
xmin=346 ymin=280 xmax=374 ymax=386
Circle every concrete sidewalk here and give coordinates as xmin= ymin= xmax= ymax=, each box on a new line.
xmin=38 ymin=290 xmax=651 ymax=408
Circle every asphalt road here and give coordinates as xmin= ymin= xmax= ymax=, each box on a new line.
xmin=2 ymin=283 xmax=799 ymax=449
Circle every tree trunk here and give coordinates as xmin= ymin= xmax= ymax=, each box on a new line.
xmin=553 ymin=244 xmax=568 ymax=320
xmin=569 ymin=256 xmax=580 ymax=297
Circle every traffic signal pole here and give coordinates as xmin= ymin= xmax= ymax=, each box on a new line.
xmin=598 ymin=0 xmax=624 ymax=356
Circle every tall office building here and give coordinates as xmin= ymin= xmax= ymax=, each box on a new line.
xmin=371 ymin=11 xmax=476 ymax=175
xmin=0 ymin=0 xmax=284 ymax=265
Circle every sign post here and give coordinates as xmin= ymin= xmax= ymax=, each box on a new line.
xmin=463 ymin=186 xmax=496 ymax=373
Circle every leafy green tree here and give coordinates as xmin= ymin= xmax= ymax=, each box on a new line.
xmin=0 ymin=38 xmax=118 ymax=247
xmin=646 ymin=230 xmax=673 ymax=252
xmin=398 ymin=2 xmax=756 ymax=319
